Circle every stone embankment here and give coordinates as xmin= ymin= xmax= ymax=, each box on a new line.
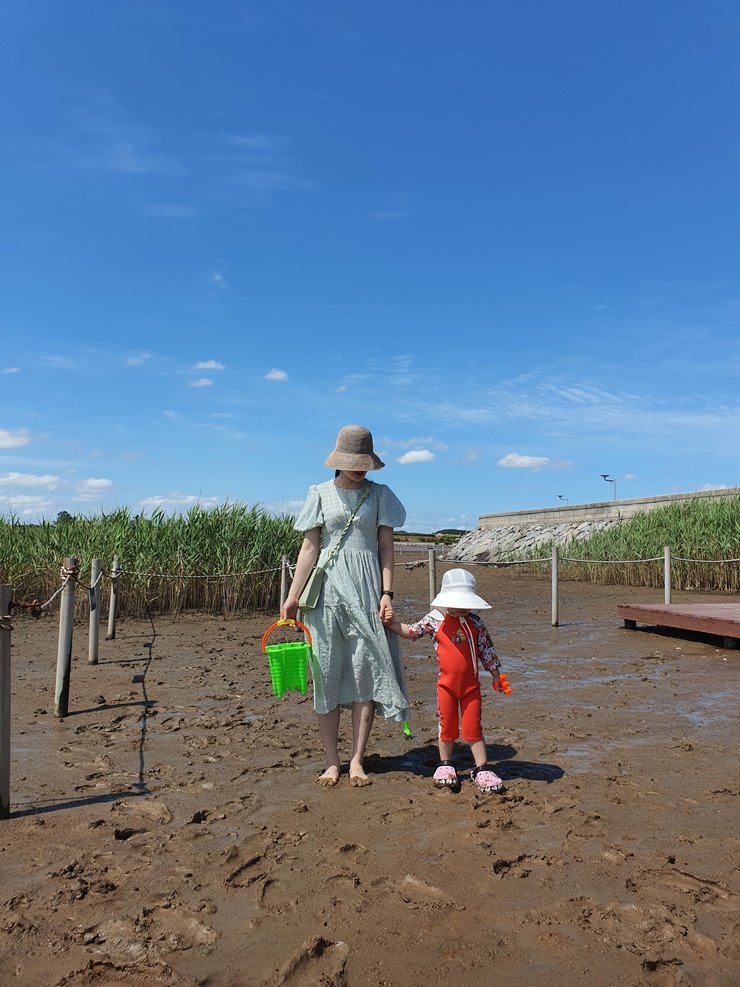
xmin=444 ymin=518 xmax=623 ymax=563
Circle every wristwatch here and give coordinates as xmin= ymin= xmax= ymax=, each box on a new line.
xmin=381 ymin=590 xmax=394 ymax=599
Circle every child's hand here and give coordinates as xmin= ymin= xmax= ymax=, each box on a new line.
xmin=491 ymin=672 xmax=512 ymax=695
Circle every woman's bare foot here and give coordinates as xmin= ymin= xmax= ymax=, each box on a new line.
xmin=348 ymin=762 xmax=372 ymax=787
xmin=316 ymin=765 xmax=340 ymax=787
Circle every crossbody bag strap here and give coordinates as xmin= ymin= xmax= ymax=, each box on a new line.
xmin=322 ymin=482 xmax=371 ymax=570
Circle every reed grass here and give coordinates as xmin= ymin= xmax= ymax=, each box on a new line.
xmin=0 ymin=505 xmax=303 ymax=618
xmin=530 ymin=495 xmax=740 ymax=592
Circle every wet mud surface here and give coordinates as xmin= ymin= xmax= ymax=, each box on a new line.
xmin=1 ymin=567 xmax=738 ymax=986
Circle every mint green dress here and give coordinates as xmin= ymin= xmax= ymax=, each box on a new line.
xmin=294 ymin=479 xmax=409 ymax=721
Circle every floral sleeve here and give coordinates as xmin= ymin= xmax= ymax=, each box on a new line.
xmin=406 ymin=612 xmax=440 ymax=642
xmin=473 ymin=616 xmax=501 ymax=673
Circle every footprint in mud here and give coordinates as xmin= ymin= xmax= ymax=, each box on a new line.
xmin=335 ymin=842 xmax=366 ymax=855
xmin=266 ymin=935 xmax=349 ymax=987
xmin=380 ymin=801 xmax=422 ymax=825
xmin=576 ymin=898 xmax=690 ymax=956
xmin=396 ymin=873 xmax=459 ymax=909
xmin=492 ymin=852 xmax=557 ymax=879
xmin=324 ymin=872 xmax=361 ymax=896
xmin=140 ymin=902 xmax=219 ymax=950
xmin=56 ymin=959 xmax=196 ymax=986
xmin=645 ymin=868 xmax=737 ymax=912
xmin=491 ymin=854 xmax=533 ymax=878
xmin=111 ymin=797 xmax=173 ymax=824
xmin=223 ymin=832 xmax=276 ymax=887
xmin=540 ymin=796 xmax=577 ymax=815
xmin=59 ymin=743 xmax=112 ymax=772
xmin=566 ymin=810 xmax=606 ymax=839
xmin=259 ymin=877 xmax=298 ymax=913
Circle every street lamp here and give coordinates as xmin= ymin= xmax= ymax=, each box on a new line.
xmin=600 ymin=474 xmax=617 ymax=500
xmin=557 ymin=495 xmax=568 ymax=505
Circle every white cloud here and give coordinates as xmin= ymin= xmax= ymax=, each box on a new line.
xmin=397 ymin=449 xmax=435 ymax=465
xmin=386 ymin=435 xmax=448 ymax=452
xmin=189 ymin=378 xmax=214 ymax=388
xmin=126 ymin=351 xmax=152 ymax=366
xmin=139 ymin=492 xmax=220 ymax=511
xmin=402 ymin=371 xmax=740 ymax=446
xmin=264 ymin=498 xmax=306 ymax=516
xmin=194 ymin=359 xmax=225 ymax=371
xmin=211 ymin=271 xmax=226 ymax=290
xmin=0 ymin=493 xmax=55 ymax=517
xmin=0 ymin=471 xmax=59 ymax=489
xmin=498 ymin=452 xmax=553 ymax=470
xmin=265 ymin=369 xmax=288 ymax=382
xmin=76 ymin=478 xmax=113 ymax=498
xmin=42 ymin=355 xmax=75 ymax=368
xmin=2 ymin=367 xmax=20 ymax=374
xmin=0 ymin=428 xmax=31 ymax=449
xmin=79 ymin=123 xmax=186 ymax=177
xmin=336 ymin=384 xmax=347 ymax=393
xmin=700 ymin=483 xmax=731 ymax=491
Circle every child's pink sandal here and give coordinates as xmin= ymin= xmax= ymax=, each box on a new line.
xmin=433 ymin=764 xmax=458 ymax=788
xmin=471 ymin=766 xmax=504 ymax=794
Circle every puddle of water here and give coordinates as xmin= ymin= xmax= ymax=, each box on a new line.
xmin=675 ymin=688 xmax=738 ymax=727
xmin=558 ymin=745 xmax=603 ymax=773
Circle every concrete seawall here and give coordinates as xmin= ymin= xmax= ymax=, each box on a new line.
xmin=446 ymin=487 xmax=740 ymax=564
xmin=480 ymin=487 xmax=740 ymax=528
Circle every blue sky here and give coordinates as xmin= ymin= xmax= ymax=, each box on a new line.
xmin=1 ymin=1 xmax=738 ymax=532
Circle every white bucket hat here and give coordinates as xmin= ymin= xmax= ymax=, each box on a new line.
xmin=432 ymin=568 xmax=491 ymax=610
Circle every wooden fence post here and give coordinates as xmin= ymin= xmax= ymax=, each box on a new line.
xmin=54 ymin=557 xmax=77 ymax=718
xmin=0 ymin=585 xmax=11 ymax=818
xmin=428 ymin=548 xmax=437 ymax=607
xmin=106 ymin=556 xmax=121 ymax=641
xmin=88 ymin=558 xmax=102 ymax=665
xmin=664 ymin=546 xmax=671 ymax=605
xmin=551 ymin=545 xmax=559 ymax=627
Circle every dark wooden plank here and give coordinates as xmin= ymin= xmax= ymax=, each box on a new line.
xmin=617 ymin=603 xmax=740 ymax=644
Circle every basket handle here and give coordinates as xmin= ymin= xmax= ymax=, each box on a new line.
xmin=261 ymin=618 xmax=312 ymax=652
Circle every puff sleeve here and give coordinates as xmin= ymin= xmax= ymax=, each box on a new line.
xmin=377 ymin=483 xmax=406 ymax=529
xmin=294 ymin=485 xmax=323 ymax=532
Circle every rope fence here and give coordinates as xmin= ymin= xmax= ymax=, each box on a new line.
xmin=2 ymin=542 xmax=738 ymax=818
xmin=5 ymin=545 xmax=739 ymax=626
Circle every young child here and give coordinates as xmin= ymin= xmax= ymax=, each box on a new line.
xmin=388 ymin=568 xmax=505 ymax=794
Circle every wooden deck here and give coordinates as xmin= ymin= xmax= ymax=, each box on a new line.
xmin=617 ymin=603 xmax=740 ymax=649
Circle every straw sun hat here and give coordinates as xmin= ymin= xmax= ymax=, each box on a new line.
xmin=432 ymin=568 xmax=492 ymax=611
xmin=324 ymin=425 xmax=385 ymax=471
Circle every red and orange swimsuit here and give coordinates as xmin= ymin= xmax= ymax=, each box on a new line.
xmin=407 ymin=610 xmax=500 ymax=743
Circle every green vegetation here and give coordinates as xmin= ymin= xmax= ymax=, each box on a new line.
xmin=526 ymin=495 xmax=740 ymax=592
xmin=0 ymin=505 xmax=303 ymax=618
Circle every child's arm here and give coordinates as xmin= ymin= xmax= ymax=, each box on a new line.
xmin=474 ymin=617 xmax=502 ymax=690
xmin=387 ymin=619 xmax=415 ymax=639
xmin=388 ymin=612 xmax=437 ymax=641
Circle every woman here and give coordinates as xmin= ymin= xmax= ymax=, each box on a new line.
xmin=281 ymin=425 xmax=409 ymax=787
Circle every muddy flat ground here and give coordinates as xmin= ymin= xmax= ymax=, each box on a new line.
xmin=1 ymin=564 xmax=738 ymax=986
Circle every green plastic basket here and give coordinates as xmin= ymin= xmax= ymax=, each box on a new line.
xmin=261 ymin=619 xmax=313 ymax=699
